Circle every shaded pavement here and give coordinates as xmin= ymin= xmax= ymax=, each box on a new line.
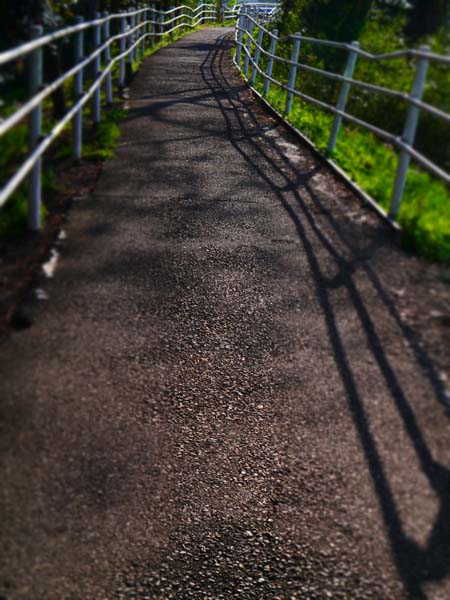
xmin=1 ymin=28 xmax=450 ymax=600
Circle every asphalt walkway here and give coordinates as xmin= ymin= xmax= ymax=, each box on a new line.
xmin=1 ymin=28 xmax=449 ymax=600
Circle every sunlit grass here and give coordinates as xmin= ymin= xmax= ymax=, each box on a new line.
xmin=0 ymin=21 xmax=217 ymax=239
xmin=250 ymin=67 xmax=450 ymax=264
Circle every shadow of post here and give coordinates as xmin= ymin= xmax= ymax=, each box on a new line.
xmin=198 ymin=32 xmax=450 ymax=599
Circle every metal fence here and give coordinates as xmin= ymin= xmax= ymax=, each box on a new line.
xmin=223 ymin=2 xmax=280 ymax=24
xmin=234 ymin=10 xmax=450 ymax=221
xmin=0 ymin=3 xmax=217 ymax=230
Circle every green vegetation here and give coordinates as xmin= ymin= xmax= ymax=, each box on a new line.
xmin=0 ymin=173 xmax=54 ymax=239
xmin=0 ymin=12 xmax=215 ymax=240
xmin=83 ymin=112 xmax=124 ymax=161
xmin=242 ymin=0 xmax=450 ymax=263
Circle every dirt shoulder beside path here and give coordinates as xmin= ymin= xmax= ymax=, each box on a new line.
xmin=0 ymin=28 xmax=449 ymax=600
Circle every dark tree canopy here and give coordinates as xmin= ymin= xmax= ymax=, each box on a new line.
xmin=279 ymin=0 xmax=449 ymax=42
xmin=405 ymin=0 xmax=449 ymax=40
xmin=0 ymin=0 xmax=144 ymax=47
xmin=302 ymin=0 xmax=374 ymax=42
xmin=280 ymin=0 xmax=374 ymax=42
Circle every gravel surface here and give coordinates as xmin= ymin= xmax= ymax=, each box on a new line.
xmin=0 ymin=28 xmax=449 ymax=600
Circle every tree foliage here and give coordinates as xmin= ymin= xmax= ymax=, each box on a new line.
xmin=280 ymin=0 xmax=374 ymax=42
xmin=279 ymin=0 xmax=449 ymax=41
xmin=405 ymin=0 xmax=449 ymax=40
xmin=273 ymin=0 xmax=450 ymax=168
xmin=0 ymin=0 xmax=147 ymax=48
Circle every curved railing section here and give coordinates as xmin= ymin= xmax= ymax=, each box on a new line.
xmin=0 ymin=3 xmax=217 ymax=230
xmin=224 ymin=3 xmax=281 ymax=24
xmin=234 ymin=11 xmax=450 ymax=221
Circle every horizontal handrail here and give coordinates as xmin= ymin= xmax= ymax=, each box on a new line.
xmin=234 ymin=9 xmax=450 ymax=220
xmin=0 ymin=4 xmax=217 ymax=65
xmin=240 ymin=12 xmax=450 ymax=65
xmin=0 ymin=7 xmax=218 ymax=138
xmin=292 ymin=35 xmax=450 ymax=65
xmin=225 ymin=3 xmax=281 ymax=25
xmin=239 ymin=25 xmax=450 ymax=123
xmin=0 ymin=2 xmax=218 ymax=227
xmin=240 ymin=45 xmax=450 ymax=184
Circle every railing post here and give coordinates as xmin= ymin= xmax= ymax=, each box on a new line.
xmin=235 ymin=11 xmax=246 ymax=66
xmin=243 ymin=15 xmax=254 ymax=77
xmin=135 ymin=10 xmax=141 ymax=61
xmin=119 ymin=15 xmax=127 ymax=89
xmin=389 ymin=46 xmax=430 ymax=220
xmin=327 ymin=41 xmax=359 ymax=154
xmin=250 ymin=27 xmax=264 ymax=86
xmin=151 ymin=4 xmax=156 ymax=47
xmin=127 ymin=10 xmax=132 ymax=62
xmin=136 ymin=9 xmax=141 ymax=61
xmin=180 ymin=5 xmax=183 ymax=32
xmin=263 ymin=30 xmax=277 ymax=97
xmin=222 ymin=0 xmax=225 ymax=27
xmin=103 ymin=12 xmax=113 ymax=106
xmin=28 ymin=24 xmax=44 ymax=231
xmin=195 ymin=0 xmax=200 ymax=24
xmin=170 ymin=5 xmax=174 ymax=41
xmin=285 ymin=34 xmax=301 ymax=115
xmin=142 ymin=7 xmax=147 ymax=56
xmin=93 ymin=12 xmax=102 ymax=125
xmin=73 ymin=17 xmax=84 ymax=161
xmin=131 ymin=11 xmax=137 ymax=63
xmin=160 ymin=9 xmax=165 ymax=38
xmin=128 ymin=11 xmax=134 ymax=73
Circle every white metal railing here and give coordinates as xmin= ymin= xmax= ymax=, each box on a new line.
xmin=234 ymin=10 xmax=450 ymax=220
xmin=0 ymin=3 xmax=217 ymax=230
xmin=223 ymin=3 xmax=280 ymax=24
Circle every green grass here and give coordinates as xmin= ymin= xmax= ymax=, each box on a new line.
xmin=0 ymin=172 xmax=53 ymax=239
xmin=83 ymin=108 xmax=126 ymax=161
xmin=250 ymin=73 xmax=450 ymax=265
xmin=0 ymin=122 xmax=50 ymax=239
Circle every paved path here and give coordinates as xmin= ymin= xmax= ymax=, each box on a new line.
xmin=1 ymin=29 xmax=449 ymax=600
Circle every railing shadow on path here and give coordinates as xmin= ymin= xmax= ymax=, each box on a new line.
xmin=108 ymin=31 xmax=450 ymax=597
xmin=192 ymin=32 xmax=450 ymax=600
